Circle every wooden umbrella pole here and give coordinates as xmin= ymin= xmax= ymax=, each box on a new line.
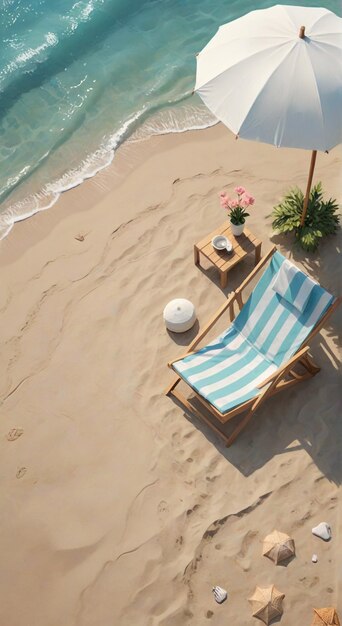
xmin=300 ymin=150 xmax=317 ymax=226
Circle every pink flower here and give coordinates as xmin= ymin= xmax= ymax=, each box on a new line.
xmin=244 ymin=194 xmax=255 ymax=206
xmin=219 ymin=186 xmax=254 ymax=214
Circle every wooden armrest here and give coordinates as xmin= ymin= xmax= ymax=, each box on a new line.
xmin=168 ymin=291 xmax=237 ymax=367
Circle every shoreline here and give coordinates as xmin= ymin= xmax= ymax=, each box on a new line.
xmin=0 ymin=121 xmax=221 ymax=263
xmin=0 ymin=100 xmax=217 ymax=242
xmin=1 ymin=122 xmax=341 ymax=266
xmin=0 ymin=122 xmax=341 ymax=625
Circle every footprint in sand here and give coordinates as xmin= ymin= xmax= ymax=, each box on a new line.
xmin=158 ymin=500 xmax=169 ymax=523
xmin=175 ymin=536 xmax=184 ymax=550
xmin=16 ymin=467 xmax=27 ymax=479
xmin=7 ymin=428 xmax=24 ymax=441
xmin=206 ymin=475 xmax=218 ymax=483
xmin=183 ymin=431 xmax=193 ymax=439
xmin=186 ymin=504 xmax=200 ymax=517
xmin=171 ymin=432 xmax=180 ymax=446
xmin=299 ymin=575 xmax=319 ymax=588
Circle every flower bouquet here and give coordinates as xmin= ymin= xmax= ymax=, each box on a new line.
xmin=220 ymin=186 xmax=255 ymax=235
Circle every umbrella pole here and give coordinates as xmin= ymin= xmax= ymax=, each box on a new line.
xmin=300 ymin=150 xmax=317 ymax=226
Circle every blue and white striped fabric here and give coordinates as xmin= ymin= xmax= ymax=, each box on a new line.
xmin=271 ymin=258 xmax=316 ymax=312
xmin=173 ymin=252 xmax=334 ymax=414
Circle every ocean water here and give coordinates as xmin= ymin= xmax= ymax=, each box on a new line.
xmin=0 ymin=0 xmax=340 ymax=238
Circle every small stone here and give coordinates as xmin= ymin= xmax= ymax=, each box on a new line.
xmin=75 ymin=234 xmax=85 ymax=242
xmin=312 ymin=522 xmax=332 ymax=541
xmin=312 ymin=554 xmax=318 ymax=563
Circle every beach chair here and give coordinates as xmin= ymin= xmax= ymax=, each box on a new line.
xmin=166 ymin=247 xmax=340 ymax=447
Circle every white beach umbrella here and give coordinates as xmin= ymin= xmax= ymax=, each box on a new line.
xmin=195 ymin=5 xmax=342 ymax=224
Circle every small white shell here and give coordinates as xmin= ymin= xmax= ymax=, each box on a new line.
xmin=312 ymin=522 xmax=332 ymax=541
xmin=212 ymin=585 xmax=227 ymax=604
xmin=312 ymin=554 xmax=318 ymax=563
xmin=226 ymin=238 xmax=233 ymax=253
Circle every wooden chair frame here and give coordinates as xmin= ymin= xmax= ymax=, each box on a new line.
xmin=166 ymin=247 xmax=341 ymax=447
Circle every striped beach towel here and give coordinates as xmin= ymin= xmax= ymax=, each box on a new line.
xmin=173 ymin=252 xmax=334 ymax=414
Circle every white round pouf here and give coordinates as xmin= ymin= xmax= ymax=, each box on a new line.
xmin=163 ymin=298 xmax=196 ymax=333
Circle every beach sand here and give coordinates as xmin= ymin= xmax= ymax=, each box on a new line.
xmin=0 ymin=123 xmax=341 ymax=625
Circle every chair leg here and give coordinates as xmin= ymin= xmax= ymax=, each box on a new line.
xmin=165 ymin=376 xmax=181 ymax=395
xmin=300 ymin=353 xmax=321 ymax=375
xmin=170 ymin=387 xmax=231 ymax=445
xmin=225 ymin=408 xmax=256 ymax=447
xmin=288 ymin=368 xmax=313 ymax=381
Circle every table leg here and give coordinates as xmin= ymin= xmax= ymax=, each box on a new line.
xmin=255 ymin=243 xmax=262 ymax=266
xmin=220 ymin=270 xmax=228 ymax=289
xmin=194 ymin=245 xmax=200 ymax=266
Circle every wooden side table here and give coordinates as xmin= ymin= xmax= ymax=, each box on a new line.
xmin=194 ymin=222 xmax=262 ymax=288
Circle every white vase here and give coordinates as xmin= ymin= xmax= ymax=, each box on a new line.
xmin=230 ymin=221 xmax=245 ymax=236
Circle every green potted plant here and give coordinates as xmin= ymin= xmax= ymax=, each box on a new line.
xmin=272 ymin=183 xmax=339 ymax=252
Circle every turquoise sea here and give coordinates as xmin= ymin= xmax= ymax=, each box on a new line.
xmin=0 ymin=0 xmax=340 ymax=237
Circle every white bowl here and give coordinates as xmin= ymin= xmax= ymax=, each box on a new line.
xmin=212 ymin=235 xmax=228 ymax=250
xmin=212 ymin=235 xmax=233 ymax=252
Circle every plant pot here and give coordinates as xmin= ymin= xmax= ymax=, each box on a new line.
xmin=230 ymin=221 xmax=245 ymax=236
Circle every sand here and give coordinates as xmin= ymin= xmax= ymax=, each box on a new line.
xmin=0 ymin=123 xmax=341 ymax=626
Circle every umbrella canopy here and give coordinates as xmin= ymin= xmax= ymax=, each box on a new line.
xmin=195 ymin=5 xmax=342 ymax=152
xmin=311 ymin=608 xmax=340 ymax=626
xmin=249 ymin=585 xmax=285 ymax=625
xmin=195 ymin=5 xmax=342 ymax=224
xmin=262 ymin=530 xmax=295 ymax=564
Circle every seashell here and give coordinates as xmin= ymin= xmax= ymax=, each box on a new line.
xmin=226 ymin=238 xmax=233 ymax=253
xmin=212 ymin=585 xmax=227 ymax=604
xmin=312 ymin=554 xmax=318 ymax=563
xmin=312 ymin=522 xmax=332 ymax=541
